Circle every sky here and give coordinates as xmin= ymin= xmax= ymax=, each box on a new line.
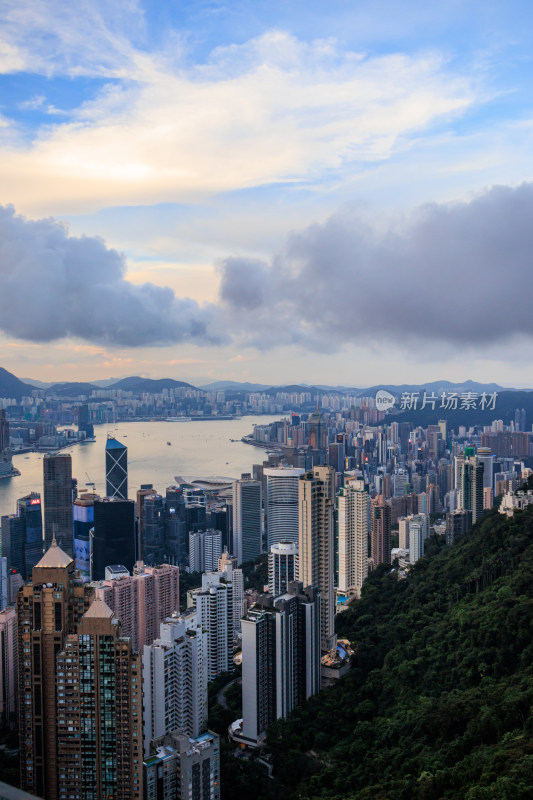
xmin=2 ymin=0 xmax=533 ymax=388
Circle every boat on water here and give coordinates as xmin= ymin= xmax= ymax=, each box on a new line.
xmin=166 ymin=417 xmax=192 ymax=422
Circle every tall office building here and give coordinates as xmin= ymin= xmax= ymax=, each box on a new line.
xmin=371 ymin=495 xmax=391 ymax=568
xmin=238 ymin=584 xmax=321 ymax=747
xmin=94 ymin=561 xmax=180 ymax=652
xmin=0 ymin=409 xmax=9 ymax=452
xmin=298 ymin=466 xmax=336 ymax=652
xmin=105 ymin=436 xmax=128 ymax=499
xmin=265 ymin=466 xmax=305 ymax=549
xmin=143 ymin=493 xmax=165 ymax=565
xmin=189 ymin=528 xmax=222 ymax=573
xmin=92 ymin=497 xmax=136 ymax=580
xmin=337 ymin=478 xmax=369 ymax=599
xmin=0 ymin=557 xmax=7 ymax=609
xmin=459 ymin=457 xmax=484 ymax=524
xmin=144 ymin=730 xmax=220 ymax=800
xmin=0 ymin=608 xmax=16 ymax=728
xmin=43 ymin=453 xmax=73 ymax=555
xmin=190 ymin=579 xmax=234 ymax=680
xmin=17 ymin=539 xmax=92 ymax=799
xmin=1 ymin=492 xmax=43 ymax=580
xmin=232 ymin=475 xmax=262 ymax=565
xmin=142 ymin=609 xmax=208 ymax=750
xmin=163 ymin=486 xmax=187 ymax=565
xmin=73 ymin=493 xmax=99 ymax=582
xmin=55 ymin=598 xmax=143 ymax=800
xmin=268 ymin=540 xmax=298 ymax=598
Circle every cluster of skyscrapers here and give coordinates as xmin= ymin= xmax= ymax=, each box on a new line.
xmin=1 ymin=400 xmax=532 ymax=797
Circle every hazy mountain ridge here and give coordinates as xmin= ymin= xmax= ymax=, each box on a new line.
xmin=0 ymin=367 xmax=528 ymax=401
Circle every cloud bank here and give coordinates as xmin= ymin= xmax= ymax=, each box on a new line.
xmin=218 ymin=182 xmax=533 ymax=350
xmin=0 ymin=206 xmax=220 ymax=347
xmin=0 ymin=23 xmax=474 ymax=214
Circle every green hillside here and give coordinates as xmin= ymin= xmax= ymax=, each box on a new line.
xmin=240 ymin=507 xmax=533 ymax=800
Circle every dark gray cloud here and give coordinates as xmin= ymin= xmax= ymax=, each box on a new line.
xmin=0 ymin=206 xmax=222 ymax=347
xmin=218 ymin=182 xmax=533 ymax=350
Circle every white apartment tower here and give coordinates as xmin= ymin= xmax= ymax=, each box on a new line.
xmin=142 ymin=609 xmax=208 ymax=756
xmin=190 ymin=579 xmax=234 ymax=680
xmin=337 ymin=478 xmax=369 ymax=599
xmin=268 ymin=540 xmax=299 ymax=598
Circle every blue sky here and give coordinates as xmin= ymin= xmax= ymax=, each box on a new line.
xmin=1 ymin=0 xmax=533 ymax=387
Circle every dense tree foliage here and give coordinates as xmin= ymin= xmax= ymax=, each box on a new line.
xmin=234 ymin=506 xmax=533 ymax=800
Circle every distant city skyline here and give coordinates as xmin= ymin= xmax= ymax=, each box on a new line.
xmin=2 ymin=1 xmax=533 ymax=385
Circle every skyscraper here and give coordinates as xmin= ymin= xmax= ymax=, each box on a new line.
xmin=298 ymin=466 xmax=336 ymax=652
xmin=337 ymin=478 xmax=369 ymax=599
xmin=0 ymin=607 xmax=16 ymax=728
xmin=142 ymin=609 xmax=208 ymax=749
xmin=144 ymin=730 xmax=220 ymax=800
xmin=264 ymin=466 xmax=305 ymax=549
xmin=0 ymin=492 xmax=43 ymax=580
xmin=232 ymin=475 xmax=262 ymax=565
xmin=92 ymin=497 xmax=136 ymax=580
xmin=189 ymin=528 xmax=223 ymax=573
xmin=238 ymin=584 xmax=321 ymax=747
xmin=55 ymin=598 xmax=143 ymax=800
xmin=43 ymin=452 xmax=73 ymax=555
xmin=142 ymin=493 xmax=165 ymax=564
xmin=268 ymin=540 xmax=298 ymax=598
xmin=17 ymin=539 xmax=92 ymax=799
xmin=105 ymin=436 xmax=128 ymax=499
xmin=459 ymin=457 xmax=484 ymax=524
xmin=190 ymin=578 xmax=234 ymax=680
xmin=371 ymin=495 xmax=391 ymax=568
xmin=73 ymin=492 xmax=99 ymax=582
xmin=94 ymin=561 xmax=180 ymax=652
xmin=0 ymin=409 xmax=9 ymax=452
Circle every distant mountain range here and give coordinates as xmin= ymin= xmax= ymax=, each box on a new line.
xmin=0 ymin=369 xmax=196 ymax=399
xmin=0 ymin=367 xmax=529 ymax=402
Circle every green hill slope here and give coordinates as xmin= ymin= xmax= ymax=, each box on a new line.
xmin=256 ymin=509 xmax=533 ymax=800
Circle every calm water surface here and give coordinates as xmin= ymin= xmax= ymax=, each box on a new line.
xmin=0 ymin=416 xmax=281 ymax=517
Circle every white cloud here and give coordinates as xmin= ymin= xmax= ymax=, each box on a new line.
xmin=0 ymin=25 xmax=476 ymax=214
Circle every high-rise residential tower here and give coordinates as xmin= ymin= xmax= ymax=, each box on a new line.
xmin=94 ymin=561 xmax=180 ymax=652
xmin=238 ymin=584 xmax=321 ymax=747
xmin=371 ymin=495 xmax=391 ymax=568
xmin=105 ymin=436 xmax=128 ymax=499
xmin=268 ymin=540 xmax=298 ymax=598
xmin=298 ymin=466 xmax=336 ymax=652
xmin=17 ymin=539 xmax=92 ymax=799
xmin=459 ymin=457 xmax=484 ymax=524
xmin=43 ymin=452 xmax=73 ymax=555
xmin=55 ymin=598 xmax=143 ymax=800
xmin=142 ymin=609 xmax=208 ymax=750
xmin=337 ymin=478 xmax=369 ymax=599
xmin=0 ymin=608 xmax=16 ymax=728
